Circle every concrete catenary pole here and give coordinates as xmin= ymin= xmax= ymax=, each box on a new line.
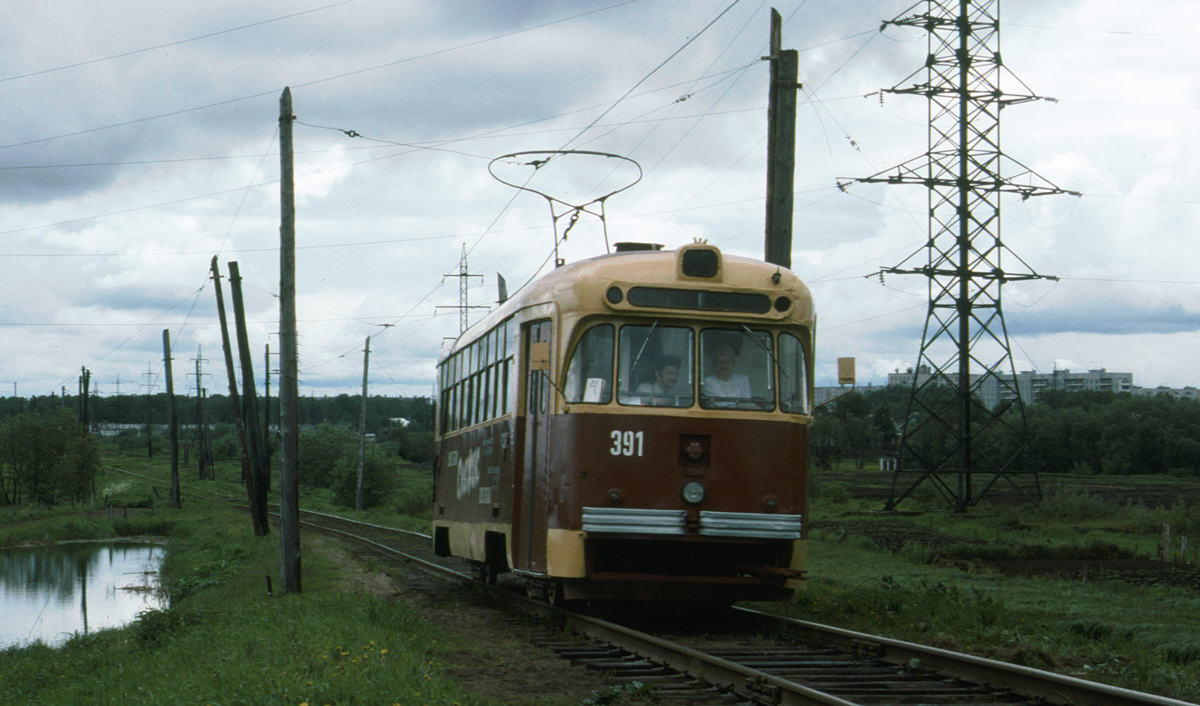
xmin=763 ymin=8 xmax=799 ymax=269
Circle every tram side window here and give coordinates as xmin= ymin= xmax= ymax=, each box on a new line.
xmin=459 ymin=378 xmax=469 ymax=429
xmin=472 ymin=372 xmax=482 ymax=427
xmin=699 ymin=329 xmax=775 ymax=410
xmin=439 ymin=385 xmax=450 ymax=433
xmin=438 ymin=317 xmax=517 ymax=433
xmin=778 ymin=332 xmax=808 ymax=414
xmin=564 ymin=324 xmax=614 ymax=404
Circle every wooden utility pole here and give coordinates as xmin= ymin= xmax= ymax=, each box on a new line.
xmin=356 ymin=336 xmax=370 ymax=511
xmin=78 ymin=367 xmax=91 ymax=432
xmin=210 ymin=257 xmax=253 ymax=505
xmin=264 ymin=343 xmax=272 ymax=471
xmin=763 ymin=8 xmax=800 ymax=269
xmin=193 ymin=353 xmax=209 ymax=480
xmin=163 ymin=330 xmax=180 ymax=509
xmin=142 ymin=364 xmax=155 ymax=459
xmin=279 ymin=87 xmax=302 ymax=593
xmin=200 ymin=386 xmax=212 ymax=477
xmin=229 ymin=261 xmax=270 ymax=536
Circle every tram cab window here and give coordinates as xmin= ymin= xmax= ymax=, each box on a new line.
xmin=699 ymin=329 xmax=775 ymax=410
xmin=778 ymin=332 xmax=808 ymax=414
xmin=564 ymin=324 xmax=614 ymax=404
xmin=618 ymin=325 xmax=694 ymax=407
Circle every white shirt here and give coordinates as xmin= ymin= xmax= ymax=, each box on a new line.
xmin=703 ymin=373 xmax=750 ymax=399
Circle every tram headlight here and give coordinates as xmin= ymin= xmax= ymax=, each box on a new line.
xmin=681 ymin=481 xmax=706 ymax=505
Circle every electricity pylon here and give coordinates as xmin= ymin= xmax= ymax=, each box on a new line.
xmin=439 ymin=245 xmax=487 ymax=335
xmin=848 ymin=0 xmax=1078 ymax=512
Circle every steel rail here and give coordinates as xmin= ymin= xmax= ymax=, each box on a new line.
xmin=294 ymin=507 xmax=431 ymax=541
xmin=291 ymin=514 xmax=464 ymax=582
xmin=735 ymin=606 xmax=1194 ymax=706
xmin=551 ymin=609 xmax=860 ymax=706
xmin=292 ymin=511 xmax=845 ymax=705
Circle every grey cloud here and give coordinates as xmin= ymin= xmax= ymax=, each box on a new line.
xmin=1010 ymin=304 xmax=1200 ymax=337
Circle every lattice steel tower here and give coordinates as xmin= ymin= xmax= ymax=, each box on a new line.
xmin=852 ymin=0 xmax=1077 ymax=512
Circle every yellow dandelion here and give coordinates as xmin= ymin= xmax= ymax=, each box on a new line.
xmin=381 ymin=649 xmax=388 ymax=655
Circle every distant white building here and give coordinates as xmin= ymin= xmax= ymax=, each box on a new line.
xmin=886 ymin=366 xmax=1134 ymax=409
xmin=1130 ymin=385 xmax=1200 ymax=401
xmin=819 ymin=365 xmax=1198 ymax=410
xmin=813 ymin=383 xmax=879 ymax=408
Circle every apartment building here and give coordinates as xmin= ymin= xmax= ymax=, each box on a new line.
xmin=885 ymin=365 xmax=1134 ymax=409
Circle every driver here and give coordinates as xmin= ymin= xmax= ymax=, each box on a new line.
xmin=636 ymin=354 xmax=682 ymax=406
xmin=703 ymin=345 xmax=751 ymax=401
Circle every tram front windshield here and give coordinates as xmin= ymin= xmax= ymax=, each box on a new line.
xmin=564 ymin=323 xmax=807 ymax=413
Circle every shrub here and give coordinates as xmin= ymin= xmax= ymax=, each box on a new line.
xmin=1034 ymin=485 xmax=1117 ymax=521
xmin=132 ymin=607 xmax=203 ymax=648
xmin=393 ymin=476 xmax=433 ymax=518
xmin=332 ymin=445 xmax=399 ymax=510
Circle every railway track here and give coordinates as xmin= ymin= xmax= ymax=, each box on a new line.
xmin=295 ymin=508 xmax=1192 ymax=706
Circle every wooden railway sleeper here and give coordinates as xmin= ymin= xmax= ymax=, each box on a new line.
xmin=744 ymin=675 xmax=782 ymax=704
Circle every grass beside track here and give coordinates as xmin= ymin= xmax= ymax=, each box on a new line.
xmin=0 ymin=462 xmax=570 ymax=706
xmin=754 ymin=478 xmax=1200 ymax=703
xmin=4 ymin=455 xmax=1200 ymax=703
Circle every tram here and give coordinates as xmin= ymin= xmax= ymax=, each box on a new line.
xmin=432 ymin=241 xmax=814 ymax=603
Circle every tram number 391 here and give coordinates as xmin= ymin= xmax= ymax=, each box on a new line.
xmin=610 ymin=430 xmax=644 ymax=457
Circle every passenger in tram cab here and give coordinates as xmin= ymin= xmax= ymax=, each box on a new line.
xmin=636 ymin=354 xmax=683 ymax=406
xmin=703 ymin=344 xmax=752 ymax=405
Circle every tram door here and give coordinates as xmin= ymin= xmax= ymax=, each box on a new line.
xmin=516 ymin=319 xmax=553 ymax=573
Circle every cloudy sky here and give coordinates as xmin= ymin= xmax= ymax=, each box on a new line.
xmin=3 ymin=0 xmax=1198 ymax=402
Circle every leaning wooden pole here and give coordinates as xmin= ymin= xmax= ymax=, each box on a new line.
xmin=279 ymin=87 xmax=302 ymax=593
xmin=210 ymin=257 xmax=254 ymax=516
xmin=229 ymin=261 xmax=270 ymax=537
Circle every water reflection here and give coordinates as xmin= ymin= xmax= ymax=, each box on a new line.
xmin=0 ymin=542 xmax=165 ymax=649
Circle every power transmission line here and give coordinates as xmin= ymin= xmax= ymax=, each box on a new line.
xmin=849 ymin=0 xmax=1079 ymax=513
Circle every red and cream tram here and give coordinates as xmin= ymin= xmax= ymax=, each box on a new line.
xmin=432 ymin=242 xmax=814 ymax=603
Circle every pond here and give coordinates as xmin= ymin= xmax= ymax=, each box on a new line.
xmin=0 ymin=541 xmax=166 ymax=649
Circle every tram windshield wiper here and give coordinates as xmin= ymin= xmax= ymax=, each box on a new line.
xmin=629 ymin=320 xmax=658 ymax=374
xmin=741 ymin=325 xmax=789 ymax=385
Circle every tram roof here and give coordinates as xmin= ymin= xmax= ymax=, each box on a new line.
xmin=446 ymin=243 xmax=813 ymax=354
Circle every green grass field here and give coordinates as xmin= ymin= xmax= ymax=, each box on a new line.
xmin=0 ymin=457 xmax=569 ymax=706
xmin=772 ymin=469 xmax=1200 ymax=701
xmin=3 ymin=454 xmax=1199 ymax=703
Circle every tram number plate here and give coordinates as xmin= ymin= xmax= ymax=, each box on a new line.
xmin=610 ymin=430 xmax=644 ymax=457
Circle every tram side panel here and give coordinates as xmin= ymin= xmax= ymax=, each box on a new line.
xmin=432 ymin=418 xmax=517 ymax=568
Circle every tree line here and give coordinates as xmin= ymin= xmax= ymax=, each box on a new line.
xmin=0 ymin=395 xmax=435 ymax=509
xmin=814 ymin=386 xmax=1200 ymax=477
xmin=0 ymin=393 xmax=434 ymax=433
xmin=0 ymin=409 xmax=99 ymax=506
